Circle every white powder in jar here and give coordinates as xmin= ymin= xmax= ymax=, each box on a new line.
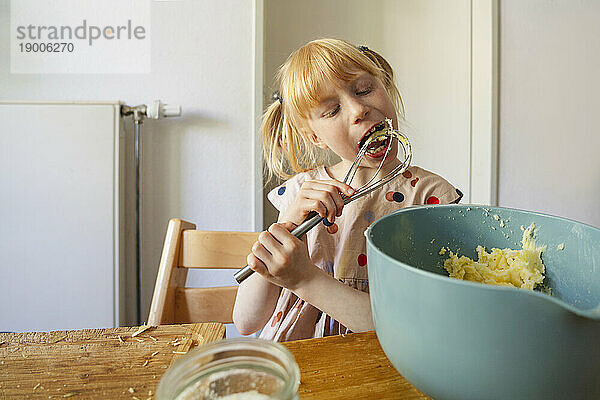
xmin=176 ymin=388 xmax=275 ymax=400
xmin=174 ymin=368 xmax=284 ymax=400
xmin=218 ymin=391 xmax=275 ymax=400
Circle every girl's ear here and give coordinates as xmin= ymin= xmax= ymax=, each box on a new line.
xmin=308 ymin=131 xmax=329 ymax=150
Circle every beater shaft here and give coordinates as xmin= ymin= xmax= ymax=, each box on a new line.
xmin=234 ymin=119 xmax=411 ymax=284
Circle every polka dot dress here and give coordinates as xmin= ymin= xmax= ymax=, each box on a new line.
xmin=260 ymin=165 xmax=462 ymax=341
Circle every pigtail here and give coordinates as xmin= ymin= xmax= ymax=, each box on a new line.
xmin=261 ymin=98 xmax=287 ymax=184
xmin=262 ymin=93 xmax=327 ymax=183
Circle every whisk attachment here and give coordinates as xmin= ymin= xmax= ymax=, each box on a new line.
xmin=234 ymin=118 xmax=411 ymax=283
xmin=341 ymin=119 xmax=412 ymax=203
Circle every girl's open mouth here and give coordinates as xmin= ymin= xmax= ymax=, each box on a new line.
xmin=365 ymin=136 xmax=391 ymax=158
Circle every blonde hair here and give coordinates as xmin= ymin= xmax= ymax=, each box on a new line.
xmin=262 ymin=38 xmax=405 ymax=182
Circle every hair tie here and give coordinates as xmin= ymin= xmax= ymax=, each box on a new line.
xmin=358 ymin=45 xmax=370 ymax=53
xmin=278 ymin=96 xmax=283 ymax=104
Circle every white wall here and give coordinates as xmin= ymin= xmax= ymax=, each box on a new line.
xmin=378 ymin=0 xmax=471 ymax=200
xmin=0 ymin=0 xmax=262 ymax=326
xmin=264 ymin=0 xmax=472 ymax=225
xmin=499 ymin=0 xmax=600 ymax=228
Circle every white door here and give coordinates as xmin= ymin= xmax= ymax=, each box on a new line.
xmin=264 ymin=0 xmax=497 ymax=226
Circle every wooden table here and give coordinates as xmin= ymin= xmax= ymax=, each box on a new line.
xmin=0 ymin=323 xmax=226 ymax=399
xmin=284 ymin=331 xmax=428 ymax=400
xmin=0 ymin=325 xmax=428 ymax=399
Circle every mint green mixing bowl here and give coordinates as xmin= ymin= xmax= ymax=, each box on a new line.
xmin=365 ymin=205 xmax=600 ymax=400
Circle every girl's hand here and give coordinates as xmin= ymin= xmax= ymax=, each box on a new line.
xmin=281 ymin=179 xmax=355 ymax=226
xmin=247 ymin=222 xmax=317 ymax=291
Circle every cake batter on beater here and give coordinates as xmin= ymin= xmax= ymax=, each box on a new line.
xmin=233 ymin=38 xmax=462 ymax=341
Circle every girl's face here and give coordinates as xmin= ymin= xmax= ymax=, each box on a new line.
xmin=306 ymin=70 xmax=399 ymax=169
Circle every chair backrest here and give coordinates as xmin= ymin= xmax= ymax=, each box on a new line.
xmin=148 ymin=218 xmax=259 ymax=326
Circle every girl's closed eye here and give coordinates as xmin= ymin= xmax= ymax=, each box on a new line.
xmin=355 ymin=80 xmax=373 ymax=96
xmin=357 ymin=87 xmax=372 ymax=95
xmin=324 ymin=104 xmax=340 ymax=118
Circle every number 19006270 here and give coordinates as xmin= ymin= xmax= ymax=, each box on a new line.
xmin=19 ymin=42 xmax=74 ymax=52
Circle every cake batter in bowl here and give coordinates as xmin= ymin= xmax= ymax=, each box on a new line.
xmin=365 ymin=204 xmax=600 ymax=400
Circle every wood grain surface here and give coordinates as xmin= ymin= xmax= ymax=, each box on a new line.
xmin=0 ymin=323 xmax=225 ymax=399
xmin=283 ymin=331 xmax=430 ymax=400
xmin=1 ymin=326 xmax=429 ymax=399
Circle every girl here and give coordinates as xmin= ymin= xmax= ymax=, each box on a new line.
xmin=233 ymin=38 xmax=462 ymax=341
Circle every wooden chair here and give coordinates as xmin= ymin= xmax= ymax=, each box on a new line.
xmin=148 ymin=218 xmax=260 ymax=327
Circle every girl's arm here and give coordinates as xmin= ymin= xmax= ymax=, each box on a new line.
xmin=233 ymin=271 xmax=281 ymax=335
xmin=247 ymin=222 xmax=374 ymax=333
xmin=234 ymin=178 xmax=356 ymax=335
xmin=294 ymin=265 xmax=374 ymax=332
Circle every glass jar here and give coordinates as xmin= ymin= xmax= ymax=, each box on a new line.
xmin=156 ymin=337 xmax=300 ymax=400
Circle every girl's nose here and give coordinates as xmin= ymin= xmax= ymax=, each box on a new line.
xmin=350 ymin=100 xmax=369 ymax=124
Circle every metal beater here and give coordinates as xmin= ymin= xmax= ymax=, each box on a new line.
xmin=234 ymin=118 xmax=412 ymax=283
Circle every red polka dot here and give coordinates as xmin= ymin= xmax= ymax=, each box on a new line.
xmin=327 ymin=224 xmax=338 ymax=234
xmin=426 ymin=196 xmax=440 ymax=204
xmin=402 ymin=170 xmax=412 ymax=179
xmin=411 ymin=178 xmax=419 ymax=187
xmin=385 ymin=191 xmax=395 ymax=201
xmin=271 ymin=311 xmax=283 ymax=327
xmin=358 ymin=254 xmax=367 ymax=266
